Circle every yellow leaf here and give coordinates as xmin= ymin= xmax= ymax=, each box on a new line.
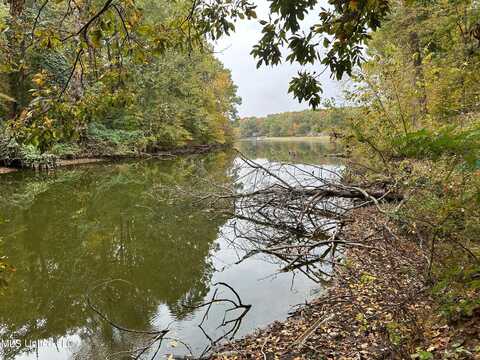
xmin=32 ymin=73 xmax=45 ymax=86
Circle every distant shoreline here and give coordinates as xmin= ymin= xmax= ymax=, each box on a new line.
xmin=238 ymin=135 xmax=331 ymax=142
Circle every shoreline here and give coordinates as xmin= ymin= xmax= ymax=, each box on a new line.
xmin=239 ymin=135 xmax=331 ymax=142
xmin=0 ymin=143 xmax=229 ymax=175
xmin=210 ymin=206 xmax=479 ymax=359
xmin=210 ymin=206 xmax=429 ymax=359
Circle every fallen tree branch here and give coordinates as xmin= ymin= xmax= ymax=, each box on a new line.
xmin=291 ymin=313 xmax=335 ymax=350
xmin=163 ymin=153 xmax=402 ymax=284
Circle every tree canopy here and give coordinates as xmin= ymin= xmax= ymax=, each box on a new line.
xmin=1 ymin=0 xmax=390 ymax=117
xmin=0 ymin=0 xmax=242 ymax=162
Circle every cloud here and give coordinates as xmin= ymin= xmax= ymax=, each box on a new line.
xmin=214 ymin=0 xmax=342 ymax=118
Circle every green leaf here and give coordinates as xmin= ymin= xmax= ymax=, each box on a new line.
xmin=90 ymin=29 xmax=103 ymax=48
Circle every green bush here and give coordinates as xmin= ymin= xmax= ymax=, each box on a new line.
xmin=393 ymin=126 xmax=480 ymax=168
xmin=86 ymin=123 xmax=144 ymax=155
xmin=1 ymin=127 xmax=57 ymax=168
xmin=0 ymin=128 xmax=20 ymax=163
xmin=87 ymin=123 xmax=143 ymax=144
xmin=432 ymin=264 xmax=480 ymax=322
xmin=50 ymin=143 xmax=82 ymax=158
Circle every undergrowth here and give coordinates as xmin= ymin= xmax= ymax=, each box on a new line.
xmin=393 ymin=125 xmax=480 ymax=169
xmin=0 ymin=128 xmax=57 ymax=169
xmin=346 ymin=129 xmax=480 ymax=358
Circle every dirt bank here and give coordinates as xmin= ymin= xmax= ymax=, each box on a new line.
xmin=0 ymin=167 xmax=17 ymax=174
xmin=210 ymin=207 xmax=480 ymax=359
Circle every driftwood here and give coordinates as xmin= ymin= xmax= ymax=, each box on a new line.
xmin=189 ymin=282 xmax=252 ymax=358
xmin=86 ymin=279 xmax=174 ymax=360
xmin=87 ymin=279 xmax=252 ymax=360
xmin=291 ymin=313 xmax=335 ymax=349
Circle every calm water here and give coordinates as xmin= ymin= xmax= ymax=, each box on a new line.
xmin=0 ymin=139 xmax=342 ymax=359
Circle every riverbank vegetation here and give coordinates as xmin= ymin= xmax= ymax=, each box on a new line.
xmin=240 ymin=3 xmax=480 ymax=340
xmin=346 ymin=0 xmax=480 ymax=318
xmin=235 ymin=106 xmax=352 ymax=138
xmin=0 ymin=0 xmax=240 ymax=169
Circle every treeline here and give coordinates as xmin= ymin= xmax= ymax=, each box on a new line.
xmin=235 ymin=107 xmax=352 ymax=138
xmin=0 ymin=0 xmax=240 ymax=167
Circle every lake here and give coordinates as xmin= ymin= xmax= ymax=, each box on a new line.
xmin=0 ymin=138 xmax=343 ymax=359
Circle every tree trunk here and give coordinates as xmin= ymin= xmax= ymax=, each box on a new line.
xmin=409 ymin=31 xmax=427 ymax=128
xmin=6 ymin=0 xmax=25 ymax=17
xmin=6 ymin=34 xmax=28 ymax=119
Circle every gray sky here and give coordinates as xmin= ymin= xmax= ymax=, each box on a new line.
xmin=214 ymin=1 xmax=343 ymax=118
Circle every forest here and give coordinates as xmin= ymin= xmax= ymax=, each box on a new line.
xmin=0 ymin=0 xmax=241 ymax=168
xmin=0 ymin=0 xmax=480 ymax=359
xmin=235 ymin=106 xmax=351 ymax=138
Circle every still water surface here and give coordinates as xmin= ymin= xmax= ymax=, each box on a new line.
xmin=0 ymin=139 xmax=342 ymax=359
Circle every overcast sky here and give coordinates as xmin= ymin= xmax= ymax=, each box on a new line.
xmin=214 ymin=1 xmax=343 ymax=118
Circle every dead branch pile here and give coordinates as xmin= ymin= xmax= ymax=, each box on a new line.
xmin=174 ymin=151 xmax=403 ymax=283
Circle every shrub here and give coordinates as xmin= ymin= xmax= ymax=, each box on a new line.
xmin=0 ymin=127 xmax=57 ymax=169
xmin=393 ymin=126 xmax=480 ymax=168
xmin=85 ymin=123 xmax=144 ymax=155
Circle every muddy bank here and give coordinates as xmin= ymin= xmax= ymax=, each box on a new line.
xmin=210 ymin=207 xmax=480 ymax=360
xmin=0 ymin=167 xmax=17 ymax=174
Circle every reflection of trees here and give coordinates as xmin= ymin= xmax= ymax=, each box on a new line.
xmin=236 ymin=139 xmax=341 ymax=164
xmin=0 ymin=151 xmax=236 ymax=359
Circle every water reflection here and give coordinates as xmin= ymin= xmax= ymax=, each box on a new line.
xmin=0 ymin=139 xmax=342 ymax=359
xmin=237 ymin=138 xmax=342 ymax=164
xmin=0 ymin=153 xmax=232 ymax=359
